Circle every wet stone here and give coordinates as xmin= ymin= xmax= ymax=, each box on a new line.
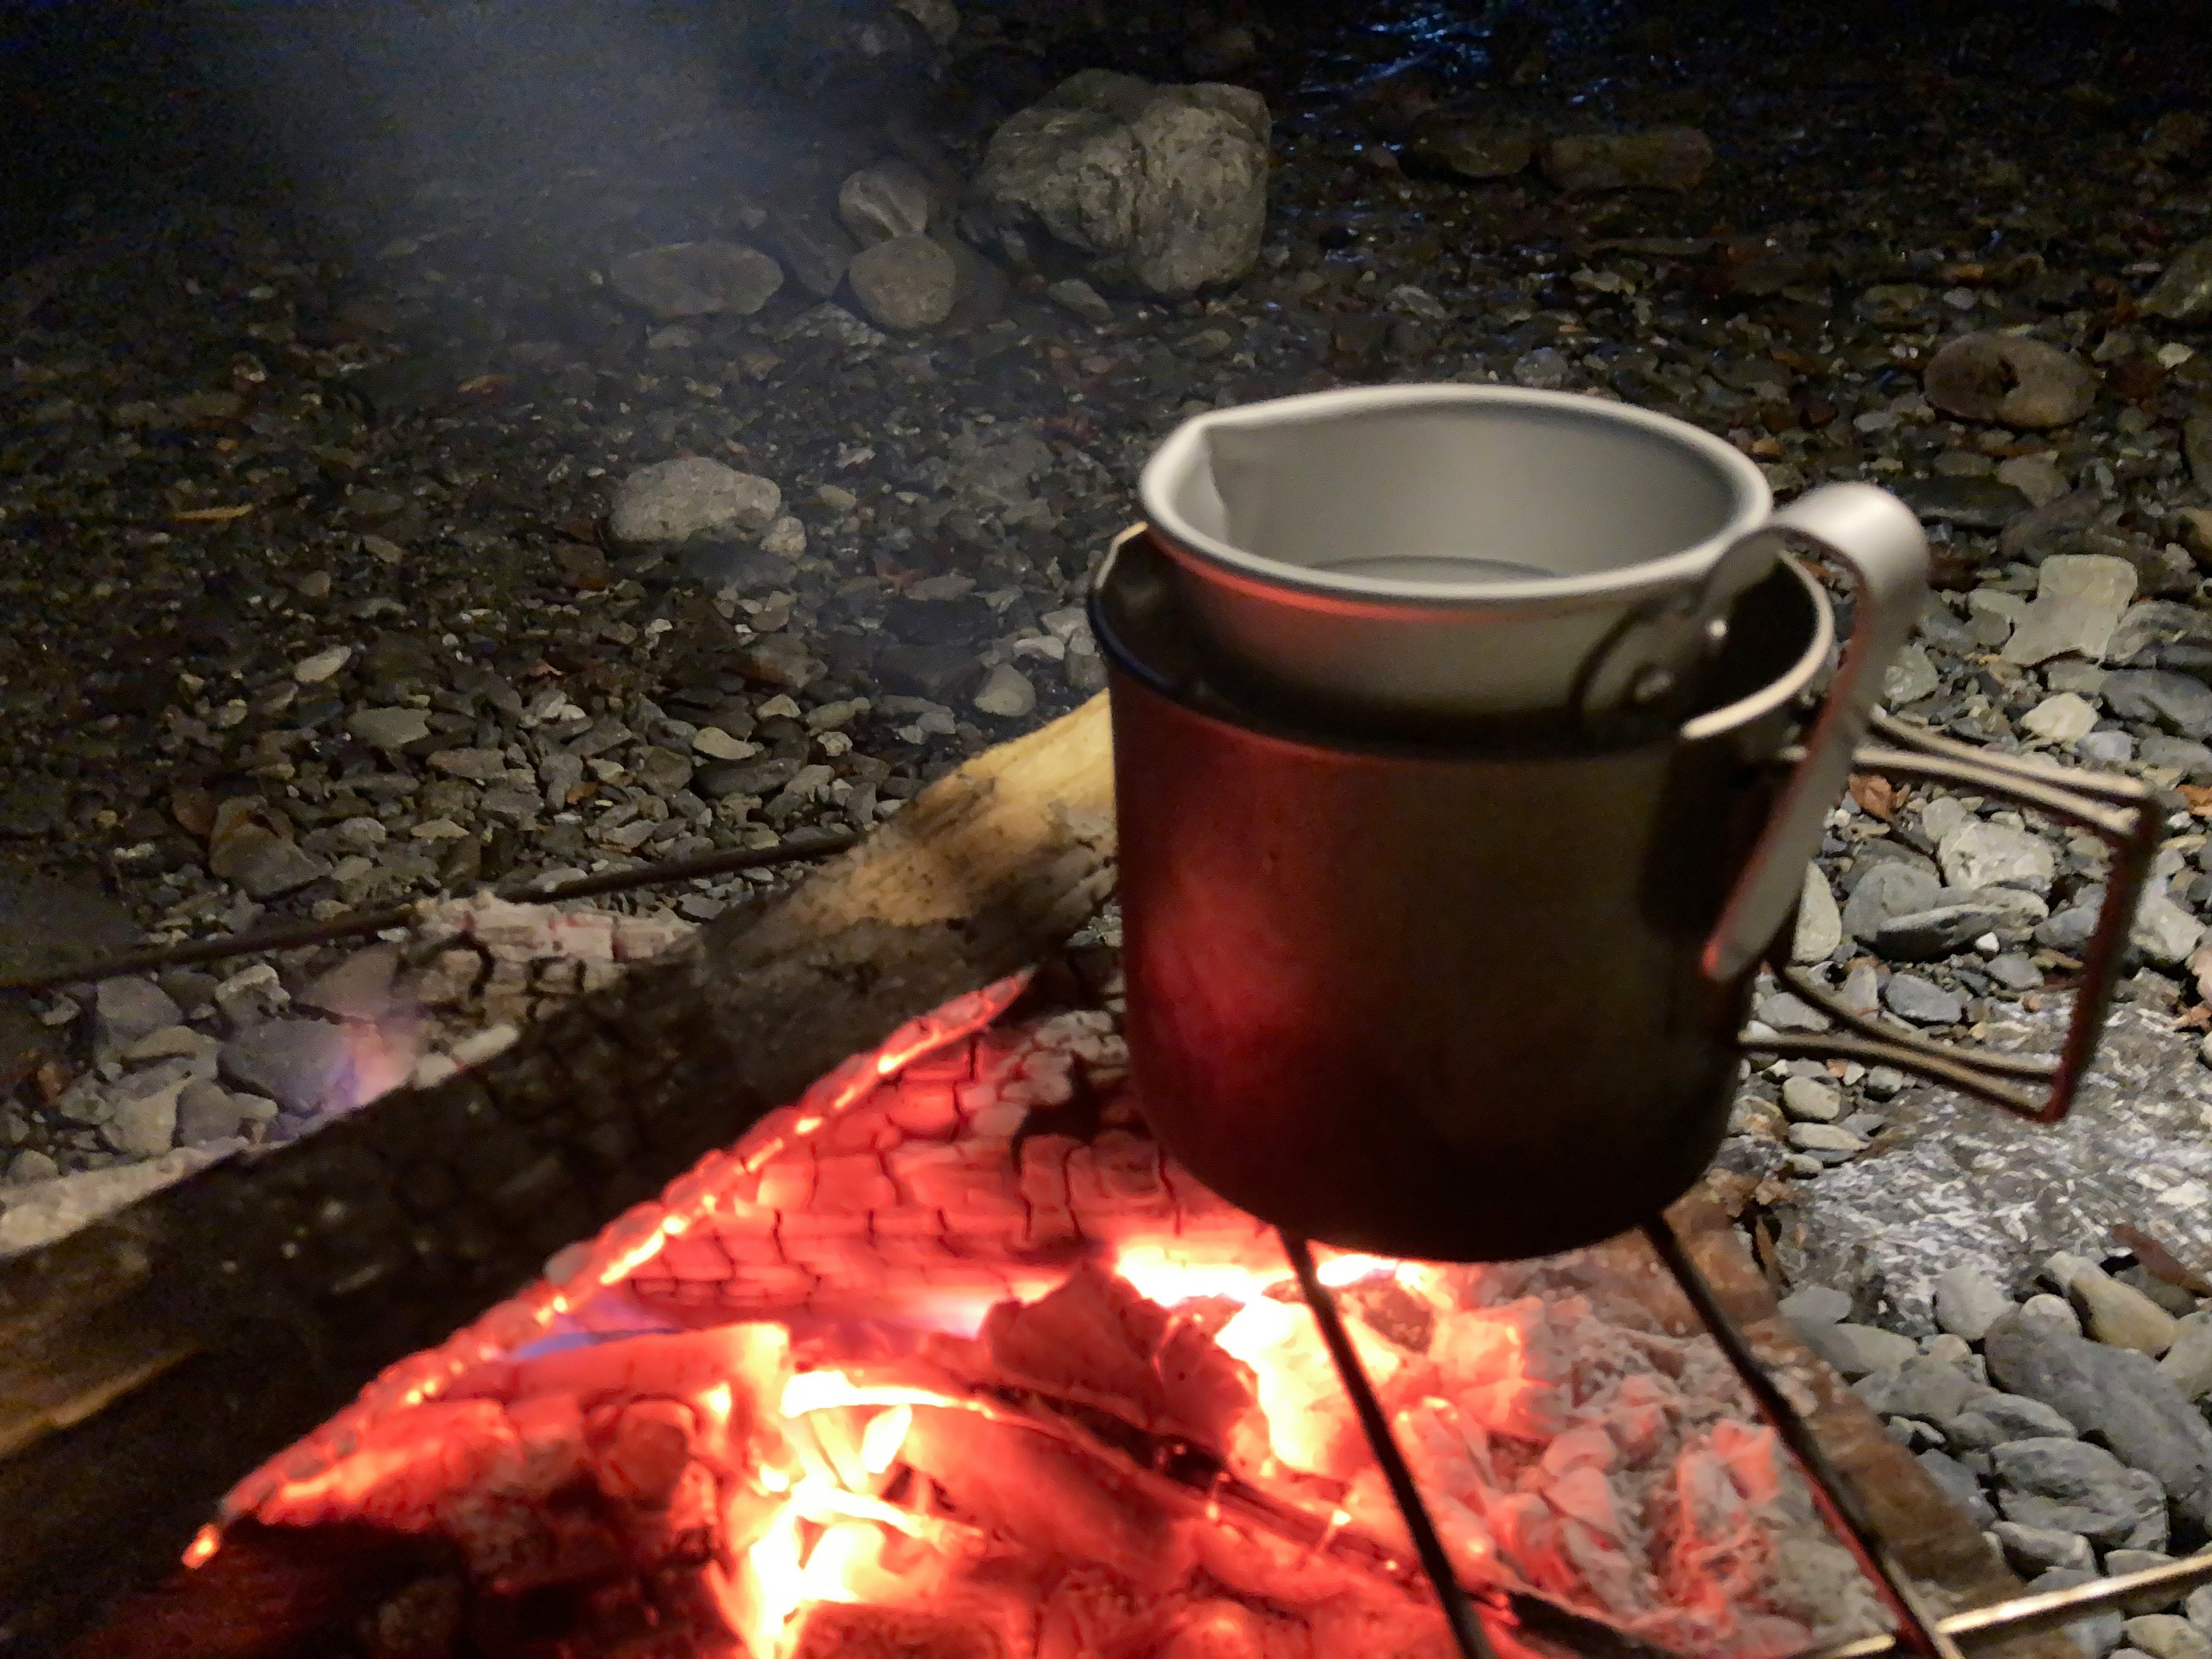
xmin=1405 ymin=114 xmax=1537 ymax=179
xmin=1934 ymin=1264 xmax=2016 ymax=1342
xmin=1540 ymin=127 xmax=1713 ymax=191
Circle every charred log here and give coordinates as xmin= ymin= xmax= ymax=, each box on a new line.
xmin=0 ymin=695 xmax=1115 ymax=1658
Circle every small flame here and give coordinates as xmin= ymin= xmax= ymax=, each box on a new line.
xmin=1109 ymin=1241 xmax=1399 ymax=1307
xmin=181 ymin=1526 xmax=222 ymax=1569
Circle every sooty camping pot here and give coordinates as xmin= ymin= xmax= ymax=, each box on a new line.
xmin=1097 ymin=530 xmax=1842 ymax=1262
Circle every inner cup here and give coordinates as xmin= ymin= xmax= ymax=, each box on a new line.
xmin=1145 ymin=386 xmax=1768 ymax=598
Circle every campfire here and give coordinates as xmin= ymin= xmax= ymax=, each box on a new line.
xmin=185 ymin=978 xmax=1887 ymax=1659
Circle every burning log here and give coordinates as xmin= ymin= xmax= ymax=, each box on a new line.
xmin=0 ymin=696 xmax=1116 ymax=1657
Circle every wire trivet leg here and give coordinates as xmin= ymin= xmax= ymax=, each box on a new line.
xmin=1638 ymin=1217 xmax=1964 ymax=1659
xmin=1279 ymin=1232 xmax=1499 ymax=1659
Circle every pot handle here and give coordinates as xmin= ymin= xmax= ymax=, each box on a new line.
xmin=1702 ymin=483 xmax=1929 ymax=982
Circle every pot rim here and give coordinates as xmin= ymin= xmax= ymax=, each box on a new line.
xmin=1138 ymin=383 xmax=1774 ymax=613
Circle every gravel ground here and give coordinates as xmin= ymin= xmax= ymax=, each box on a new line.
xmin=15 ymin=1 xmax=2212 ymax=1605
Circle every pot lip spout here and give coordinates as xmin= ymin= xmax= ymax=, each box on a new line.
xmin=1137 ymin=382 xmax=1772 ymax=613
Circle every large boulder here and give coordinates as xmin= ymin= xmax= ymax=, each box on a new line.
xmin=974 ymin=70 xmax=1271 ymax=297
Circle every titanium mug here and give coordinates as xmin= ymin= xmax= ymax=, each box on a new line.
xmin=1139 ymin=384 xmax=1927 ymax=743
xmin=1094 ymin=525 xmax=2154 ymax=1262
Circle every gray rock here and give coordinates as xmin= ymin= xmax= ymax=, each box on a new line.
xmin=2159 ymin=1312 xmax=2212 ymax=1400
xmin=1793 ymin=863 xmax=1843 ymax=964
xmin=347 ymin=706 xmax=431 ymax=749
xmin=295 ymin=945 xmax=402 ymax=1022
xmin=846 ymin=233 xmax=959 ymax=330
xmin=175 ymin=1079 xmax=246 ymax=1145
xmin=973 ymin=662 xmax=1037 ymax=719
xmin=1991 ymin=1520 xmax=2096 ymax=1575
xmin=1901 ymin=474 xmax=2032 ymax=530
xmin=93 ymin=977 xmax=181 ymax=1058
xmin=1997 ymin=452 xmax=2071 ymax=507
xmin=2193 ymin=1584 xmax=2212 ymax=1638
xmin=2106 ymin=671 xmax=2212 ymax=739
xmin=1918 ymin=1446 xmax=1997 ymax=1527
xmin=1845 ymin=859 xmax=1944 ymax=942
xmin=1779 ymin=1283 xmax=1854 ymax=1325
xmin=1992 ymin=1437 xmax=2168 ymax=1548
xmin=1985 ymin=1314 xmax=2212 ymax=1529
xmin=1885 ymin=972 xmax=1964 ymax=1025
xmin=1858 ymin=1355 xmax=1987 ymax=1420
xmin=1539 ymin=127 xmax=1714 ymax=191
xmin=2127 ymin=1613 xmax=2212 ymax=1659
xmin=103 ymin=1075 xmax=178 ymax=1157
xmin=1789 ymin=1120 xmax=1867 ymax=1162
xmin=838 ymin=158 xmax=934 ymax=245
xmin=2023 ymin=1293 xmax=2088 ymax=1336
xmin=1940 ymin=820 xmax=2056 ymax=896
xmin=2134 ymin=880 xmax=2205 ymax=968
xmin=1934 ymin=1266 xmax=2017 ymax=1342
xmin=2022 ymin=693 xmax=2102 ymax=745
xmin=2146 ymin=237 xmax=2212 ymax=322
xmin=1405 ymin=113 xmax=1537 ymax=179
xmin=2029 ymin=1567 xmax=2127 ymax=1658
xmin=1926 ymin=332 xmax=2100 ymax=429
xmin=2078 ymin=730 xmax=2137 ymax=766
xmin=763 ymin=206 xmax=858 ymax=299
xmin=2105 ymin=1552 xmax=2187 ymax=1617
xmin=211 ymin=827 xmax=329 ymax=900
xmin=219 ymin=1020 xmax=355 ymax=1118
xmin=1046 ymin=277 xmax=1113 ymax=324
xmin=1801 ymin=1320 xmax=1918 ymax=1377
xmin=607 ymin=241 xmax=783 ymax=319
xmin=1945 ymin=1395 xmax=2081 ymax=1450
xmin=213 ymin=963 xmax=288 ymax=1031
xmin=1876 ymin=893 xmax=2046 ymax=961
xmin=6 ymin=1149 xmax=59 ymax=1183
xmin=1781 ymin=1075 xmax=1844 ymax=1123
xmin=974 ymin=71 xmax=1271 ymax=296
xmin=1885 ymin=642 xmax=1942 ymax=706
xmin=609 ymin=457 xmax=781 ymax=547
xmin=2111 ymin=600 xmax=2212 ymax=665
xmin=2002 ymin=554 xmax=2141 ymax=666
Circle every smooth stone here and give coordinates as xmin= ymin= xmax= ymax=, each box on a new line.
xmin=2078 ymin=730 xmax=2137 ymax=765
xmin=1046 ymin=278 xmax=1113 ymax=324
xmin=2001 ymin=554 xmax=2141 ymax=666
xmin=1944 ymin=1395 xmax=2081 ymax=1450
xmin=2127 ymin=1615 xmax=2212 ymax=1659
xmin=838 ymin=157 xmax=935 ymax=245
xmin=1884 ymin=972 xmax=1965 ymax=1025
xmin=1934 ymin=1265 xmax=2017 ymax=1342
xmin=2022 ymin=693 xmax=2103 ymax=745
xmin=1844 ymin=859 xmax=1944 ymax=942
xmin=1997 ymin=452 xmax=2071 ymax=506
xmin=1940 ymin=819 xmax=2056 ymax=895
xmin=2021 ymin=1293 xmax=2086 ymax=1335
xmin=2158 ymin=1312 xmax=2212 ymax=1400
xmin=846 ymin=234 xmax=959 ymax=331
xmin=607 ymin=241 xmax=783 ymax=319
xmin=1793 ymin=863 xmax=1844 ymax=964
xmin=120 ymin=1025 xmax=218 ymax=1065
xmin=2069 ymin=1265 xmax=2183 ymax=1356
xmin=1926 ymin=332 xmax=2100 ymax=428
xmin=2107 ymin=1552 xmax=2187 ymax=1616
xmin=1986 ymin=1313 xmax=2212 ymax=1529
xmin=1787 ymin=1120 xmax=1866 ymax=1162
xmin=1801 ymin=1320 xmax=1918 ymax=1378
xmin=691 ymin=727 xmax=754 ymax=762
xmin=1405 ymin=113 xmax=1537 ymax=179
xmin=292 ymin=645 xmax=351 ymax=683
xmin=1781 ymin=1075 xmax=1844 ymax=1123
xmin=608 ymin=457 xmax=781 ymax=547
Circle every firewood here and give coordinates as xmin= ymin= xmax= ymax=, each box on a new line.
xmin=1 ymin=696 xmax=1115 ymax=1658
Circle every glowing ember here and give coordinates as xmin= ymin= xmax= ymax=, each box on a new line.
xmin=201 ymin=990 xmax=1887 ymax=1659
